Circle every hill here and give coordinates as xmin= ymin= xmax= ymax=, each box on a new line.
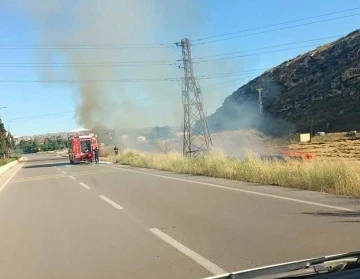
xmin=206 ymin=29 xmax=360 ymax=136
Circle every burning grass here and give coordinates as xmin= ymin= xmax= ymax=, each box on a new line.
xmin=289 ymin=133 xmax=360 ymax=161
xmin=108 ymin=149 xmax=360 ymax=197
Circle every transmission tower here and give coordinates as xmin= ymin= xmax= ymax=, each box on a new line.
xmin=255 ymin=88 xmax=264 ymax=114
xmin=177 ymin=38 xmax=212 ymax=157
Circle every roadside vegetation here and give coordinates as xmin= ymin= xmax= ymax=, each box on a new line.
xmin=108 ymin=149 xmax=360 ymax=197
xmin=17 ymin=137 xmax=68 ymax=153
xmin=0 ymin=154 xmax=21 ymax=166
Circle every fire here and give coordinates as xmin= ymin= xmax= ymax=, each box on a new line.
xmin=282 ymin=150 xmax=314 ymax=161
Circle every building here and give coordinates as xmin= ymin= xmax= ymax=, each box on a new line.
xmin=293 ymin=133 xmax=311 ymax=143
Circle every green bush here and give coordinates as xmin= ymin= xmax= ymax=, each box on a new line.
xmin=0 ymin=157 xmax=17 ymax=166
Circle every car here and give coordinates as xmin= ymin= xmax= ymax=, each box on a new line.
xmin=203 ymin=250 xmax=360 ymax=279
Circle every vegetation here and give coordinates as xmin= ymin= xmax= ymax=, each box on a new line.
xmin=17 ymin=137 xmax=68 ymax=153
xmin=0 ymin=119 xmax=14 ymax=158
xmin=109 ymin=149 xmax=360 ymax=197
xmin=17 ymin=139 xmax=40 ymax=153
xmin=0 ymin=157 xmax=18 ymax=166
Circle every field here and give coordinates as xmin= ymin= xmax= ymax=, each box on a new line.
xmin=107 ymin=130 xmax=360 ymax=161
xmin=288 ymin=133 xmax=360 ymax=161
xmin=103 ymin=130 xmax=360 ymax=197
xmin=108 ymin=149 xmax=360 ymax=197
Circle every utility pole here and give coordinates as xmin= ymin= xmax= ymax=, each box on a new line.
xmin=255 ymin=88 xmax=264 ymax=114
xmin=310 ymin=115 xmax=314 ymax=143
xmin=177 ymin=38 xmax=212 ymax=157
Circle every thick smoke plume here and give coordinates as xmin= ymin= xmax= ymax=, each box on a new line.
xmin=6 ymin=0 xmax=203 ymax=132
xmin=5 ymin=0 xmax=287 ymax=157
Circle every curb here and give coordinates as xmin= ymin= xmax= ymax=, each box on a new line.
xmin=0 ymin=157 xmax=26 ymax=177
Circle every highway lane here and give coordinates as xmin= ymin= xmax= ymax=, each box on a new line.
xmin=0 ymin=154 xmax=360 ymax=278
xmin=0 ymin=155 xmax=210 ymax=279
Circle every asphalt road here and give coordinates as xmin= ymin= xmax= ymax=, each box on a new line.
xmin=0 ymin=154 xmax=359 ymax=279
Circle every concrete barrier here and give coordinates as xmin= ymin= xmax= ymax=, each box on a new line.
xmin=0 ymin=158 xmax=24 ymax=177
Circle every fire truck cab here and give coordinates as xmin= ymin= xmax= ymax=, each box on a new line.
xmin=68 ymin=134 xmax=98 ymax=164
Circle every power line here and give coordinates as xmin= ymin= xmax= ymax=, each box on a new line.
xmin=198 ymin=69 xmax=269 ymax=80
xmin=7 ymin=73 xmax=264 ymax=122
xmin=1 ymin=34 xmax=345 ymax=69
xmin=0 ymin=77 xmax=182 ymax=83
xmin=0 ymin=45 xmax=172 ymax=50
xmin=192 ymin=13 xmax=360 ymax=45
xmin=192 ymin=6 xmax=360 ymax=42
xmin=8 ymin=98 xmax=154 ymax=122
xmin=0 ymin=39 xmax=340 ymax=83
xmin=0 ymin=61 xmax=176 ymax=67
xmin=2 ymin=7 xmax=358 ymax=50
xmin=1 ymin=7 xmax=358 ymax=52
xmin=2 ymin=60 xmax=171 ymax=65
xmin=192 ymin=42 xmax=328 ymax=64
xmin=0 ymin=67 xmax=271 ymax=84
xmin=8 ymin=111 xmax=76 ymax=122
xmin=192 ymin=35 xmax=342 ymax=59
xmin=203 ymin=75 xmax=260 ymax=89
xmin=0 ymin=72 xmax=265 ymax=83
xmin=0 ymin=42 xmax=175 ymax=50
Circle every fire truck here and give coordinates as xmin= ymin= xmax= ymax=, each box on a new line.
xmin=68 ymin=134 xmax=98 ymax=164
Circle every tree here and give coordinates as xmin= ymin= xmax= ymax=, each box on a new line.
xmin=7 ymin=132 xmax=15 ymax=149
xmin=53 ymin=141 xmax=59 ymax=150
xmin=42 ymin=138 xmax=50 ymax=151
xmin=0 ymin=137 xmax=6 ymax=158
xmin=32 ymin=139 xmax=40 ymax=153
xmin=0 ymin=119 xmax=7 ymax=157
xmin=18 ymin=139 xmax=28 ymax=150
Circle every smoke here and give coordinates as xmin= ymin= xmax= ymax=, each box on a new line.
xmin=207 ymin=85 xmax=294 ymax=136
xmin=5 ymin=0 xmax=289 ymax=157
xmin=5 ymin=0 xmax=204 ymax=132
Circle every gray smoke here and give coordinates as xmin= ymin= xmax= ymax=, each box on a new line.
xmin=5 ymin=0 xmax=203 ymax=131
xmin=4 ymin=0 xmax=288 ymax=157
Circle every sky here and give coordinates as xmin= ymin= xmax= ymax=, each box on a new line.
xmin=0 ymin=0 xmax=359 ymax=136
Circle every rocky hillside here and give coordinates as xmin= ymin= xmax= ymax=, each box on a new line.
xmin=207 ymin=30 xmax=360 ymax=136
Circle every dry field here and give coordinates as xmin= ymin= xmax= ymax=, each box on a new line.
xmin=288 ymin=133 xmax=360 ymax=162
xmin=102 ymin=131 xmax=360 ymax=197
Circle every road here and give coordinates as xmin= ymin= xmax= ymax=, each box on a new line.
xmin=0 ymin=154 xmax=359 ymax=279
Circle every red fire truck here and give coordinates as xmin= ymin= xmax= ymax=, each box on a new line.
xmin=68 ymin=134 xmax=98 ymax=164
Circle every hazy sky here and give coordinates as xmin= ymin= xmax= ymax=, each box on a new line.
xmin=1 ymin=0 xmax=359 ymax=135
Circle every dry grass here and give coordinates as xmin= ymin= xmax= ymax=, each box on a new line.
xmin=100 ymin=146 xmax=113 ymax=157
xmin=289 ymin=132 xmax=360 ymax=161
xmin=109 ymin=148 xmax=360 ymax=197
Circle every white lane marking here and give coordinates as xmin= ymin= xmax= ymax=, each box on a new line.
xmin=61 ymin=171 xmax=66 ymax=174
xmin=79 ymin=182 xmax=91 ymax=190
xmin=109 ymin=167 xmax=357 ymax=212
xmin=149 ymin=228 xmax=226 ymax=276
xmin=69 ymin=176 xmax=76 ymax=180
xmin=99 ymin=195 xmax=123 ymax=210
xmin=0 ymin=163 xmax=23 ymax=194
